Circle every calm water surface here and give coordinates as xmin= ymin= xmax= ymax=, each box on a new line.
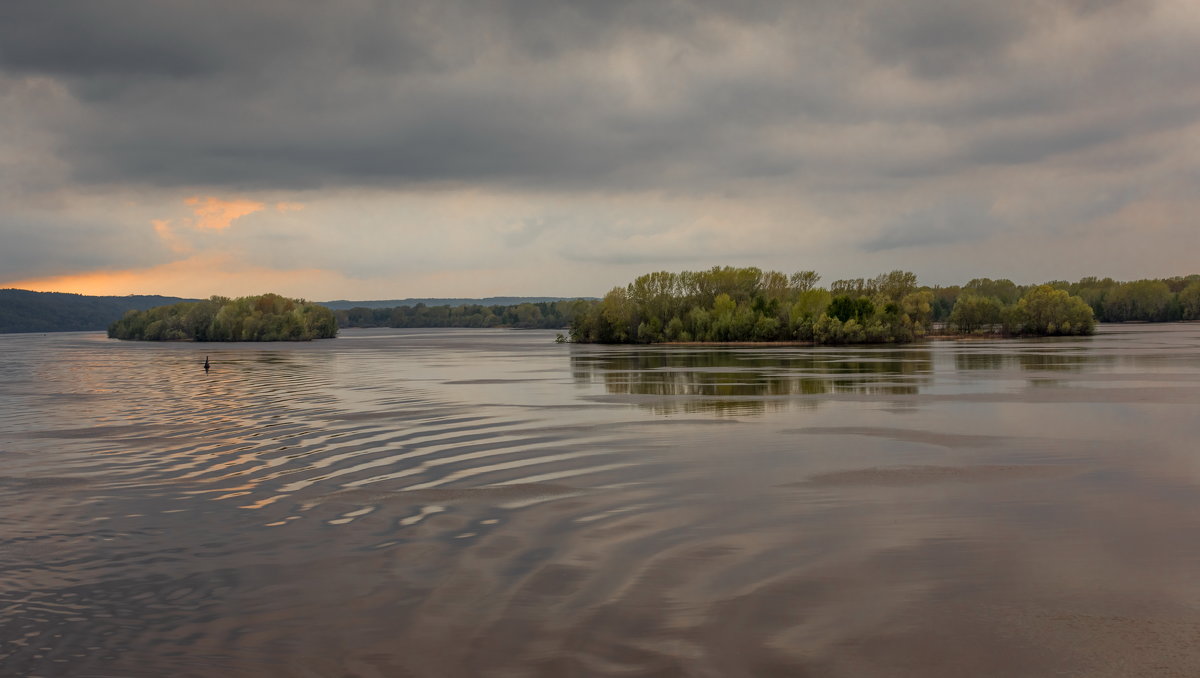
xmin=3 ymin=325 xmax=1200 ymax=677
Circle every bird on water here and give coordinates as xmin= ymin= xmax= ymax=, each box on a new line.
xmin=204 ymin=356 xmax=210 ymax=373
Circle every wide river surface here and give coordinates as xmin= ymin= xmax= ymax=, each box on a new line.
xmin=3 ymin=325 xmax=1200 ymax=677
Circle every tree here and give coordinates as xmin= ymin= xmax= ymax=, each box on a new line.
xmin=1013 ymin=285 xmax=1095 ymax=335
xmin=1104 ymin=280 xmax=1172 ymax=322
xmin=948 ymin=295 xmax=1003 ymax=333
xmin=1180 ymin=280 xmax=1200 ymax=321
xmin=874 ymin=270 xmax=918 ymax=304
xmin=828 ymin=295 xmax=874 ymax=323
xmin=789 ymin=271 xmax=820 ymax=293
xmin=964 ymin=278 xmax=1019 ymax=305
xmin=900 ymin=290 xmax=933 ymax=330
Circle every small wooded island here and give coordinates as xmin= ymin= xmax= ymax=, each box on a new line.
xmin=569 ymin=267 xmax=1098 ymax=345
xmin=108 ymin=293 xmax=337 ymax=341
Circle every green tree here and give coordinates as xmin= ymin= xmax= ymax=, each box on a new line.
xmin=900 ymin=290 xmax=933 ymax=330
xmin=1104 ymin=280 xmax=1173 ymax=322
xmin=964 ymin=278 xmax=1020 ymax=305
xmin=1013 ymin=285 xmax=1095 ymax=335
xmin=1180 ymin=280 xmax=1200 ymax=321
xmin=873 ymin=270 xmax=918 ymax=304
xmin=948 ymin=295 xmax=1003 ymax=333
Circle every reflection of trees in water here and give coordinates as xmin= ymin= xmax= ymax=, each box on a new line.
xmin=1017 ymin=351 xmax=1114 ymax=372
xmin=954 ymin=350 xmax=1116 ymax=373
xmin=570 ymin=349 xmax=931 ymax=413
xmin=954 ymin=352 xmax=1011 ymax=371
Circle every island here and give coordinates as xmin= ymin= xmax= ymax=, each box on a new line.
xmin=569 ymin=267 xmax=1105 ymax=345
xmin=108 ymin=293 xmax=338 ymax=341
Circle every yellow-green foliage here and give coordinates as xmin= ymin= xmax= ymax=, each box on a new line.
xmin=570 ymin=267 xmax=931 ymax=345
xmin=108 ymin=293 xmax=338 ymax=341
xmin=572 ymin=267 xmax=1102 ymax=345
xmin=948 ymin=285 xmax=1095 ymax=336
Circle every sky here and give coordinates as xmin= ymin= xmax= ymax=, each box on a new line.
xmin=1 ymin=0 xmax=1198 ymax=300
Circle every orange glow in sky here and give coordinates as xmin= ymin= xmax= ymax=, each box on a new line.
xmin=184 ymin=196 xmax=266 ymax=230
xmin=2 ymin=253 xmax=342 ymax=299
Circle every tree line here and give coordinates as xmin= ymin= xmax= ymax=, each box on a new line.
xmin=569 ymin=267 xmax=1107 ymax=345
xmin=335 ymin=300 xmax=594 ymax=330
xmin=96 ymin=271 xmax=1200 ymax=344
xmin=108 ymin=293 xmax=338 ymax=341
xmin=928 ymin=275 xmax=1200 ymax=324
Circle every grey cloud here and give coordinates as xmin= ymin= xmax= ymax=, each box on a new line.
xmin=0 ymin=213 xmax=168 ymax=279
xmin=0 ymin=0 xmax=1197 ymax=203
xmin=860 ymin=1 xmax=1028 ymax=79
xmin=861 ymin=197 xmax=1002 ymax=253
xmin=561 ymin=249 xmax=728 ymax=267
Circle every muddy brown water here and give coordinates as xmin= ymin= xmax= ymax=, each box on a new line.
xmin=2 ymin=325 xmax=1200 ymax=677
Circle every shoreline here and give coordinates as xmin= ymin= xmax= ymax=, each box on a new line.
xmin=586 ymin=332 xmax=1090 ymax=346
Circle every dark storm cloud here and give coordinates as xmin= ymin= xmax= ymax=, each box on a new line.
xmin=1 ymin=0 xmax=1196 ymax=204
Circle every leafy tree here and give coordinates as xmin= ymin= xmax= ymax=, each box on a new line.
xmin=828 ymin=295 xmax=875 ymax=323
xmin=1180 ymin=280 xmax=1200 ymax=321
xmin=1012 ymin=285 xmax=1095 ymax=335
xmin=963 ymin=278 xmax=1019 ymax=305
xmin=873 ymin=270 xmax=918 ymax=303
xmin=790 ymin=271 xmax=820 ymax=293
xmin=900 ymin=290 xmax=933 ymax=330
xmin=948 ymin=295 xmax=1003 ymax=333
xmin=1103 ymin=280 xmax=1173 ymax=322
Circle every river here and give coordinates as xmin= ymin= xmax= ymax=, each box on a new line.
xmin=2 ymin=325 xmax=1199 ymax=677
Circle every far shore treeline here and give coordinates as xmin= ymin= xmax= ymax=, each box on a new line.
xmin=87 ymin=270 xmax=1200 ymax=343
xmin=108 ymin=293 xmax=338 ymax=341
xmin=335 ymin=300 xmax=593 ymax=330
xmin=568 ymin=268 xmax=1200 ymax=345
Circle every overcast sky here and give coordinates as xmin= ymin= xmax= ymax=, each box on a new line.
xmin=2 ymin=0 xmax=1198 ymax=299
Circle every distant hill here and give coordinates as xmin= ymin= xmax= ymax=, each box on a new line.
xmin=318 ymin=296 xmax=591 ymax=310
xmin=0 ymin=289 xmax=195 ymax=334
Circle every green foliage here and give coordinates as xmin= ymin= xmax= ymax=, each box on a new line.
xmin=1064 ymin=275 xmax=1197 ymax=322
xmin=963 ymin=278 xmax=1019 ymax=305
xmin=828 ymin=296 xmax=875 ymax=322
xmin=948 ymin=295 xmax=1004 ymax=333
xmin=108 ymin=293 xmax=338 ymax=341
xmin=925 ymin=274 xmax=1198 ymax=326
xmin=1101 ymin=280 xmax=1172 ymax=322
xmin=570 ymin=267 xmax=1110 ymax=345
xmin=336 ymin=299 xmax=592 ymax=331
xmin=1180 ymin=280 xmax=1200 ymax=321
xmin=571 ymin=267 xmax=934 ymax=345
xmin=900 ymin=290 xmax=933 ymax=330
xmin=1010 ymin=285 xmax=1096 ymax=336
